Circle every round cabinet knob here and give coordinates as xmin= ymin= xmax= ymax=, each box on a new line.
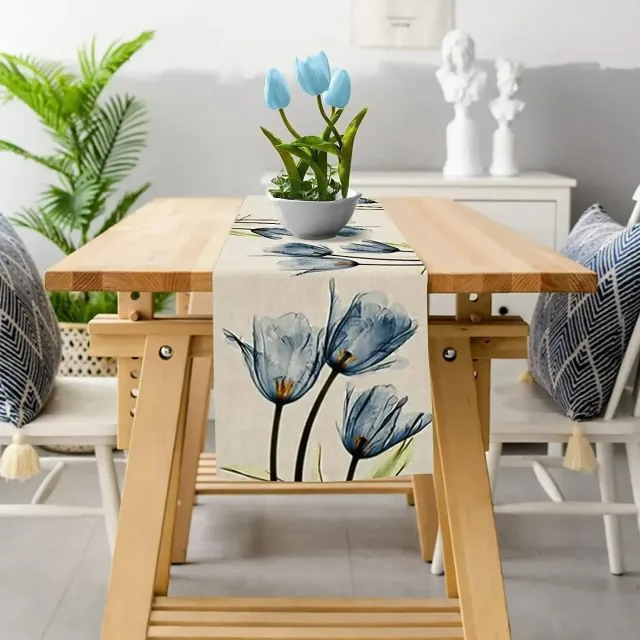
xmin=498 ymin=306 xmax=509 ymax=316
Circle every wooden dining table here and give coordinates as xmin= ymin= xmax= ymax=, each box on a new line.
xmin=45 ymin=196 xmax=596 ymax=640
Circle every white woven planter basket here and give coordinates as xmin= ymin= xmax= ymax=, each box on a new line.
xmin=59 ymin=323 xmax=117 ymax=378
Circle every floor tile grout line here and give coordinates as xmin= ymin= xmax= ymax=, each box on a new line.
xmin=40 ymin=519 xmax=100 ymax=640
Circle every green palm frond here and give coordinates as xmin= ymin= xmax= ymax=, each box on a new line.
xmin=77 ymin=31 xmax=154 ymax=112
xmin=83 ymin=94 xmax=148 ymax=183
xmin=96 ymin=183 xmax=150 ymax=236
xmin=49 ymin=291 xmax=118 ymax=324
xmin=50 ymin=290 xmax=172 ymax=324
xmin=40 ymin=178 xmax=102 ymax=231
xmin=0 ymin=56 xmax=66 ymax=132
xmin=11 ymin=207 xmax=76 ymax=255
xmin=0 ymin=139 xmax=74 ymax=178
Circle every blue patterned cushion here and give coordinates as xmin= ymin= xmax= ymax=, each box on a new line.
xmin=0 ymin=215 xmax=61 ymax=426
xmin=528 ymin=204 xmax=640 ymax=420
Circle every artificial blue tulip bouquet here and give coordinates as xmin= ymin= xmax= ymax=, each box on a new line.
xmin=262 ymin=52 xmax=367 ymax=202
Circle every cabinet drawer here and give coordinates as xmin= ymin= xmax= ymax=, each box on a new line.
xmin=459 ymin=200 xmax=557 ymax=249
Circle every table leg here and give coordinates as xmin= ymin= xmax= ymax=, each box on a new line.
xmin=429 ymin=334 xmax=510 ymax=640
xmin=101 ymin=334 xmax=191 ymax=640
xmin=411 ymin=474 xmax=438 ymax=562
xmin=432 ymin=424 xmax=458 ymax=598
xmin=171 ymin=357 xmax=213 ymax=564
xmin=116 ymin=293 xmax=154 ymax=449
xmin=456 ymin=293 xmax=492 ymax=450
xmin=155 ymin=359 xmax=193 ymax=594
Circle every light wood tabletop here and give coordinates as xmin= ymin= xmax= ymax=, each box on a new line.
xmin=44 ymin=196 xmax=596 ymax=295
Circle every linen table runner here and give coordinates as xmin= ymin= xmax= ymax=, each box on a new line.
xmin=213 ymin=196 xmax=431 ymax=482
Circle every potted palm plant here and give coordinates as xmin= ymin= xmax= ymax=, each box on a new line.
xmin=0 ymin=31 xmax=170 ymax=379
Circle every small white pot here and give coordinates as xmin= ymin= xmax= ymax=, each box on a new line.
xmin=268 ymin=191 xmax=362 ymax=240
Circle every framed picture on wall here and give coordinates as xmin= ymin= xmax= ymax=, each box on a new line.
xmin=352 ymin=0 xmax=453 ymax=49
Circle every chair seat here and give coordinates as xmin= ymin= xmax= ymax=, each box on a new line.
xmin=0 ymin=376 xmax=117 ymax=443
xmin=491 ymin=361 xmax=640 ymax=440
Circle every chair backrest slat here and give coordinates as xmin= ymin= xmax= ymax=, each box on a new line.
xmin=603 ymin=188 xmax=640 ymax=419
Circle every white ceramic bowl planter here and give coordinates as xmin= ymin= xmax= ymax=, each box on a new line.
xmin=269 ymin=191 xmax=362 ymax=240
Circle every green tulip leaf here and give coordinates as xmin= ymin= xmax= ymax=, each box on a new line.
xmin=222 ymin=465 xmax=279 ymax=482
xmin=295 ymin=110 xmax=344 ymax=182
xmin=260 ymin=127 xmax=302 ymax=193
xmin=370 ymin=438 xmax=414 ymax=479
xmin=290 ymin=136 xmax=342 ymax=158
xmin=338 ymin=107 xmax=368 ymax=198
xmin=278 ymin=144 xmax=329 ymax=200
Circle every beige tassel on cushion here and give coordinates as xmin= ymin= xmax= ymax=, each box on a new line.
xmin=0 ymin=431 xmax=40 ymax=480
xmin=518 ymin=370 xmax=534 ymax=383
xmin=563 ymin=425 xmax=597 ymax=473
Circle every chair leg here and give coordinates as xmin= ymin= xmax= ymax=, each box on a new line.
xmin=430 ymin=531 xmax=444 ymax=576
xmin=596 ymin=442 xmax=624 ymax=575
xmin=547 ymin=442 xmax=564 ymax=457
xmin=487 ymin=441 xmax=503 ymax=495
xmin=95 ymin=445 xmax=121 ymax=557
xmin=626 ymin=442 xmax=640 ymax=538
xmin=431 ymin=443 xmax=502 ymax=576
xmin=412 ymin=474 xmax=438 ymax=562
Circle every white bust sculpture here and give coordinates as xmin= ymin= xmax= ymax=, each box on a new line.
xmin=436 ymin=30 xmax=487 ymax=108
xmin=489 ymin=58 xmax=525 ymax=177
xmin=436 ymin=31 xmax=486 ymax=177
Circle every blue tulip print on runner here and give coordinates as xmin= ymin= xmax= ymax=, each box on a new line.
xmin=277 ymin=257 xmax=359 ymax=275
xmin=263 ymin=241 xmax=422 ymax=276
xmin=221 ymin=278 xmax=428 ymax=483
xmin=341 ymin=240 xmax=413 ymax=254
xmin=223 ymin=313 xmax=324 ymax=481
xmin=230 ymin=218 xmax=373 ymax=241
xmin=266 ymin=242 xmax=333 ymax=257
xmin=250 ymin=227 xmax=292 ymax=240
xmin=324 ymin=279 xmax=418 ymax=376
xmin=340 ymin=385 xmax=432 ymax=481
xmin=293 ymin=279 xmax=419 ymax=481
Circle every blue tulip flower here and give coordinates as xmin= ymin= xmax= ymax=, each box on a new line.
xmin=341 ymin=240 xmax=401 ymax=254
xmin=224 ymin=313 xmax=324 ymax=481
xmin=277 ymin=256 xmax=358 ymax=276
xmin=224 ymin=313 xmax=324 ymax=405
xmin=357 ymin=197 xmax=383 ymax=209
xmin=251 ymin=227 xmax=292 ymax=240
xmin=264 ymin=68 xmax=291 ymax=110
xmin=291 ymin=279 xmax=417 ymax=482
xmin=340 ymin=384 xmax=432 ymax=479
xmin=336 ymin=225 xmax=368 ymax=238
xmin=295 ymin=51 xmax=331 ymax=96
xmin=266 ymin=242 xmax=332 ymax=257
xmin=323 ymin=69 xmax=351 ymax=108
xmin=324 ymin=279 xmax=418 ymax=375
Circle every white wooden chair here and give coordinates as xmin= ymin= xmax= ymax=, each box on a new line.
xmin=432 ymin=189 xmax=640 ymax=576
xmin=0 ymin=376 xmax=121 ymax=556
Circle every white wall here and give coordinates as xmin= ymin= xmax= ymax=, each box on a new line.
xmin=2 ymin=0 xmax=640 ymax=272
xmin=4 ymin=0 xmax=640 ymax=72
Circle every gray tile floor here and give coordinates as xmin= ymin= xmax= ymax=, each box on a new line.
xmin=1 ymin=445 xmax=639 ymax=640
